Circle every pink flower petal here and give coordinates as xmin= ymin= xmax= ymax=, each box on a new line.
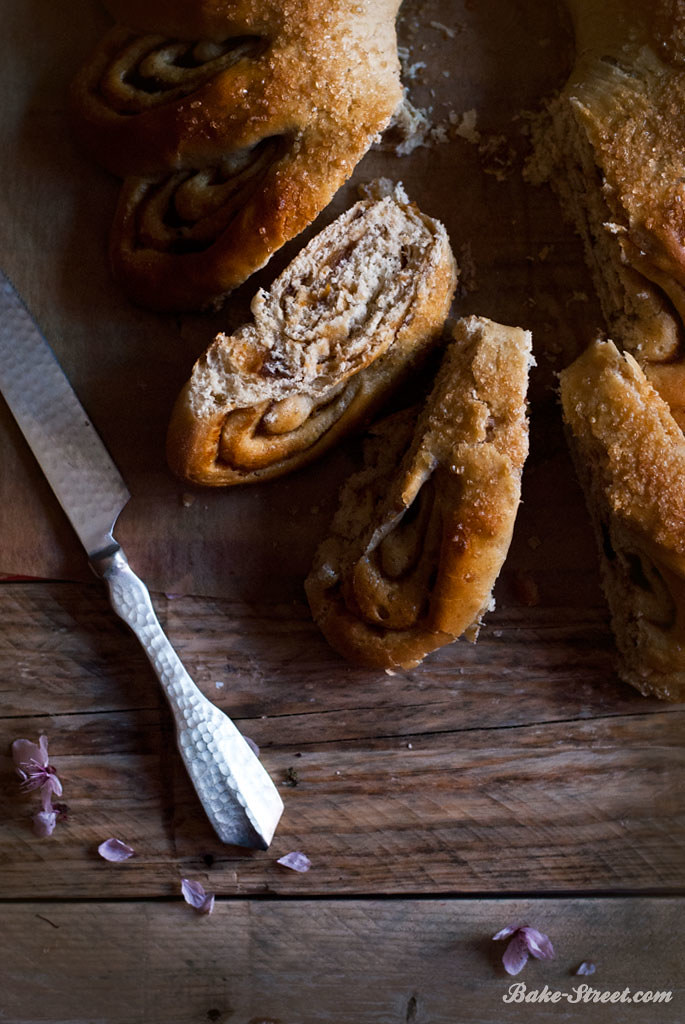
xmin=492 ymin=923 xmax=519 ymax=941
xmin=32 ymin=810 xmax=57 ymax=838
xmin=521 ymin=926 xmax=555 ymax=961
xmin=180 ymin=878 xmax=215 ymax=915
xmin=11 ymin=736 xmax=48 ymax=771
xmin=97 ymin=838 xmax=135 ymax=862
xmin=276 ymin=851 xmax=311 ymax=873
xmin=42 ymin=774 xmax=63 ymax=800
xmin=576 ymin=961 xmax=596 ymax=976
xmin=502 ymin=932 xmax=531 ymax=976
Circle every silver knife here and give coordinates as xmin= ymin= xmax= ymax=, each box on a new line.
xmin=0 ymin=270 xmax=283 ymax=850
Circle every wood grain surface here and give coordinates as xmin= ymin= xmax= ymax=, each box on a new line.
xmin=3 ymin=898 xmax=684 ymax=1023
xmin=2 ymin=0 xmax=685 ymax=1017
xmin=2 ymin=581 xmax=684 ymax=899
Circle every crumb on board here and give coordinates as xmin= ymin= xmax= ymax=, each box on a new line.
xmin=453 ymin=108 xmax=480 ymax=144
xmin=478 ymin=133 xmax=518 ymax=181
xmin=457 ymin=240 xmax=478 ymax=295
xmin=429 ymin=20 xmax=457 ymax=39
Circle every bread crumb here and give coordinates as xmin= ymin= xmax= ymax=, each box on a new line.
xmin=381 ymin=92 xmax=433 ymax=156
xmin=457 ymin=240 xmax=478 ymax=295
xmin=454 ymin=108 xmax=480 ymax=144
xmin=429 ymin=20 xmax=457 ymax=39
xmin=478 ymin=134 xmax=517 ymax=181
xmin=181 ymin=492 xmax=196 ymax=508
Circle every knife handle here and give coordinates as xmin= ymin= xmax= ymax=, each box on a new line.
xmin=90 ymin=547 xmax=283 ymax=849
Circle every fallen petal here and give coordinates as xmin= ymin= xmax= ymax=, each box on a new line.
xmin=502 ymin=932 xmax=531 ymax=976
xmin=32 ymin=809 xmax=57 ymax=838
xmin=98 ymin=838 xmax=135 ymax=862
xmin=521 ymin=926 xmax=555 ymax=961
xmin=181 ymin=878 xmax=215 ymax=914
xmin=276 ymin=851 xmax=311 ymax=873
xmin=576 ymin=961 xmax=596 ymax=976
xmin=492 ymin=923 xmax=519 ymax=941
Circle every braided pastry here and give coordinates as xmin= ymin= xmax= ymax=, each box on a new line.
xmin=70 ymin=0 xmax=403 ymax=311
xmin=166 ymin=187 xmax=457 ymax=486
xmin=530 ymin=0 xmax=685 ymax=697
xmin=560 ymin=340 xmax=685 ymax=701
xmin=305 ymin=316 xmax=532 ymax=671
xmin=528 ymin=0 xmax=685 ymax=406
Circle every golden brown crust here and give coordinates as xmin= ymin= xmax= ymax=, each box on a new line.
xmin=560 ymin=340 xmax=685 ymax=700
xmin=70 ymin=0 xmax=403 ymax=311
xmin=530 ymin=1 xmax=685 ymax=699
xmin=166 ymin=189 xmax=458 ymax=486
xmin=304 ymin=316 xmax=532 ymax=671
xmin=528 ymin=0 xmax=685 ymax=368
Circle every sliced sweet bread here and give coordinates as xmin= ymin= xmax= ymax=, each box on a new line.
xmin=304 ymin=315 xmax=532 ymax=670
xmin=166 ymin=187 xmax=457 ymax=485
xmin=527 ymin=0 xmax=685 ymax=388
xmin=560 ymin=339 xmax=685 ymax=701
xmin=69 ymin=0 xmax=403 ymax=311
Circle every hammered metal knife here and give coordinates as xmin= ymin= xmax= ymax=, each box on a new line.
xmin=0 ymin=270 xmax=283 ymax=849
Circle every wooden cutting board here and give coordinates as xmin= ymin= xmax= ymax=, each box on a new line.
xmin=2 ymin=1 xmax=685 ymax=907
xmin=0 ymin=0 xmax=596 ymax=601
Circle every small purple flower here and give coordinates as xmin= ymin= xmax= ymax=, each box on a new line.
xmin=11 ymin=735 xmax=63 ymax=837
xmin=181 ymin=879 xmax=215 ymax=915
xmin=12 ymin=736 xmax=63 ymax=797
xmin=493 ymin=923 xmax=555 ymax=976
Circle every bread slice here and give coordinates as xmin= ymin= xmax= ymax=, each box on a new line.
xmin=560 ymin=339 xmax=685 ymax=700
xmin=529 ymin=0 xmax=685 ymax=698
xmin=166 ymin=186 xmax=457 ymax=485
xmin=304 ymin=316 xmax=532 ymax=671
xmin=527 ymin=0 xmax=685 ymax=382
xmin=69 ymin=0 xmax=403 ymax=311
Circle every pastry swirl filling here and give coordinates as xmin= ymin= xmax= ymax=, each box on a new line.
xmin=98 ymin=30 xmax=265 ymax=114
xmin=341 ymin=475 xmax=441 ymax=630
xmin=218 ymin=380 xmax=358 ymax=471
xmin=131 ymin=138 xmax=284 ymax=254
xmin=304 ymin=317 xmax=532 ymax=669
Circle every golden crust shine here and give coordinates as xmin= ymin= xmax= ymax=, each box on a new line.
xmin=70 ymin=0 xmax=403 ymax=311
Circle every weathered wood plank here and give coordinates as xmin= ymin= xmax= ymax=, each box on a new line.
xmin=1 ymin=584 xmax=684 ymax=898
xmin=2 ymin=898 xmax=683 ymax=1023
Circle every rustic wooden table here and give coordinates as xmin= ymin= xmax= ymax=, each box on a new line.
xmin=2 ymin=0 xmax=685 ymax=1021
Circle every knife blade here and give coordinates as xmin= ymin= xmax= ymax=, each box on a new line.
xmin=0 ymin=269 xmax=284 ymax=849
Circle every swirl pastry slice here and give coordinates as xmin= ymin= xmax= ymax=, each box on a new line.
xmin=560 ymin=340 xmax=685 ymax=701
xmin=528 ymin=0 xmax=685 ymax=406
xmin=166 ymin=188 xmax=458 ymax=485
xmin=305 ymin=316 xmax=533 ymax=671
xmin=70 ymin=0 xmax=403 ymax=311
